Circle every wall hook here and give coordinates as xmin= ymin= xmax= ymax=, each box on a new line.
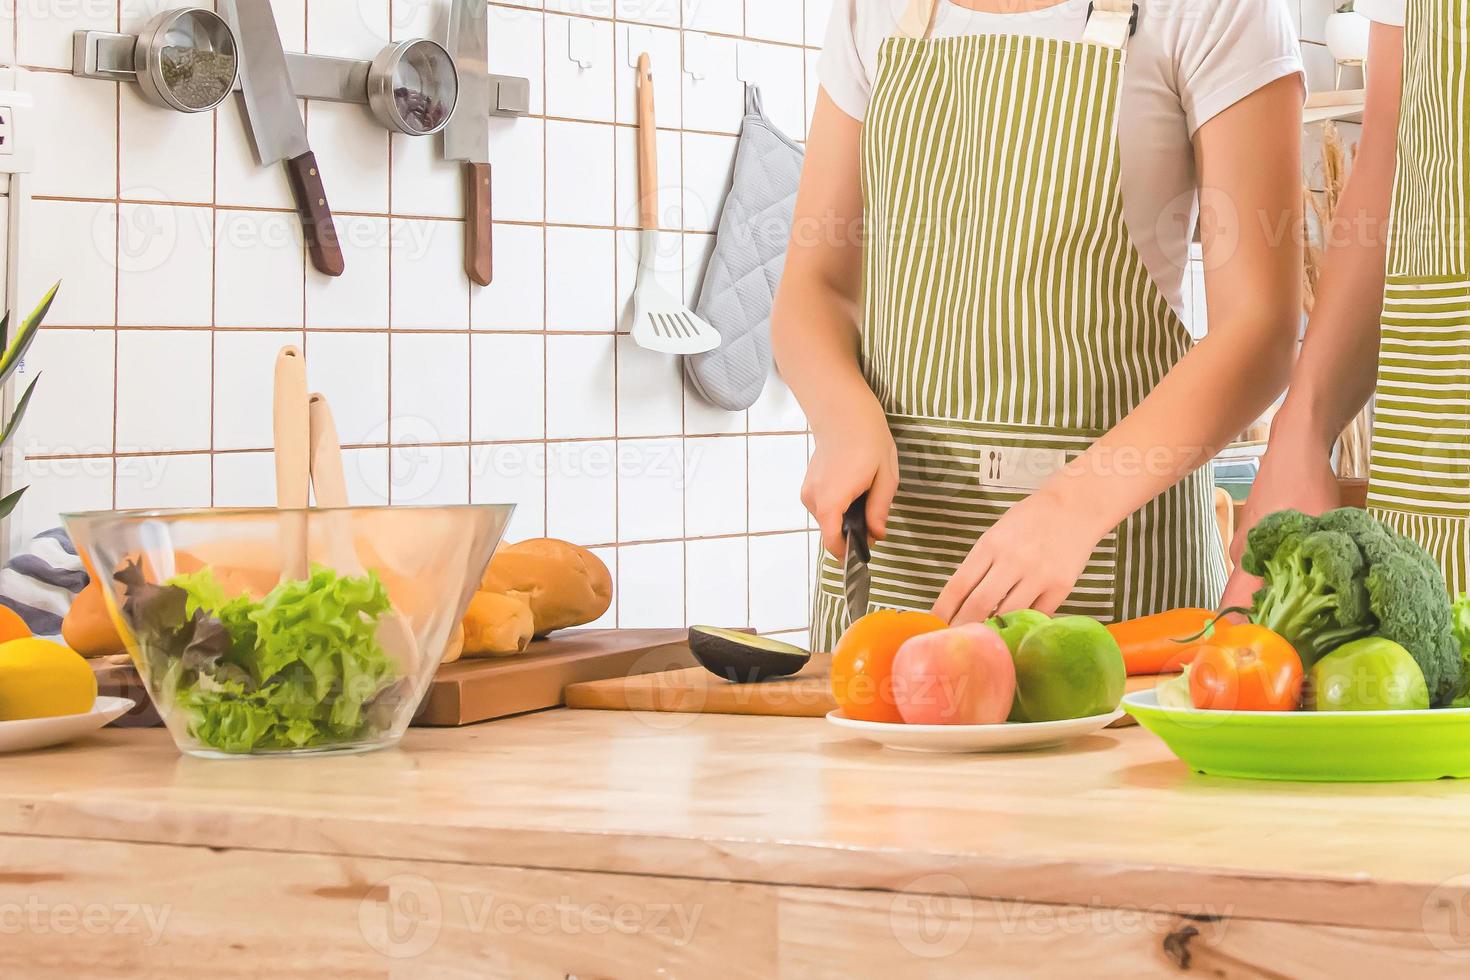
xmin=625 ymin=25 xmax=654 ymax=68
xmin=682 ymin=31 xmax=707 ymax=80
xmin=568 ymin=18 xmax=596 ymax=69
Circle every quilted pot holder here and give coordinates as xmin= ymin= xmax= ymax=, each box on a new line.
xmin=686 ymin=86 xmax=805 ymax=411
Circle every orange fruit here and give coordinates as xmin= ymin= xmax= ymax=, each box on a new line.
xmin=0 ymin=604 xmax=30 ymax=643
xmin=831 ymin=609 xmax=948 ymax=723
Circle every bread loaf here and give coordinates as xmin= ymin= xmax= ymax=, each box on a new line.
xmin=463 ymin=590 xmax=536 ymax=657
xmin=482 ymin=539 xmax=612 ymax=636
xmin=61 ymin=578 xmax=126 ymax=659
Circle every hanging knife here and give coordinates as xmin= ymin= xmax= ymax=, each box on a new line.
xmin=842 ymin=495 xmax=872 ymax=623
xmin=444 ymin=0 xmax=493 ymax=286
xmin=224 ymin=0 xmax=344 ymax=278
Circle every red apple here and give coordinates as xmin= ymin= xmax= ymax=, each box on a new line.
xmin=891 ymin=623 xmax=1017 ymax=725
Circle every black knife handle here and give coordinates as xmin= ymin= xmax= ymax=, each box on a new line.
xmin=842 ymin=494 xmax=871 ymax=563
xmin=286 ymin=151 xmax=345 ymax=278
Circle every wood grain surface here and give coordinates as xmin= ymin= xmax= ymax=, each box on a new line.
xmin=4 ymin=710 xmax=1469 ymax=942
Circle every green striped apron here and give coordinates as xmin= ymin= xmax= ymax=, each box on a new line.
xmin=1366 ymin=0 xmax=1470 ymax=596
xmin=810 ymin=0 xmax=1226 ymax=651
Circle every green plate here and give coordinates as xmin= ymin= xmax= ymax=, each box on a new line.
xmin=1122 ymin=691 xmax=1470 ymax=782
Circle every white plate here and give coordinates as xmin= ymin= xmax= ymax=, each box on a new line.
xmin=825 ymin=708 xmax=1126 ymax=753
xmin=0 ymin=697 xmax=135 ymax=754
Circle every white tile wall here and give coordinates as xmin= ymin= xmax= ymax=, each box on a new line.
xmin=8 ymin=0 xmax=1338 ymax=646
xmin=11 ymin=0 xmax=820 ymax=641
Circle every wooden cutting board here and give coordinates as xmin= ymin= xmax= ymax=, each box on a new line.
xmin=418 ymin=628 xmax=696 ymax=726
xmin=91 ymin=629 xmax=698 ymax=730
xmin=564 ymin=653 xmax=1171 ymax=725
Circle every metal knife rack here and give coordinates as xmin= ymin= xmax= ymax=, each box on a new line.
xmin=71 ymin=26 xmax=530 ymax=125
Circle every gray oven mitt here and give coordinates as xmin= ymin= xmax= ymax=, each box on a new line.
xmin=686 ymin=86 xmax=805 ymax=411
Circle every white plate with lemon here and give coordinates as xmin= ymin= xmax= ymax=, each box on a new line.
xmin=0 ymin=696 xmax=135 ymax=753
xmin=0 ymin=635 xmax=131 ymax=753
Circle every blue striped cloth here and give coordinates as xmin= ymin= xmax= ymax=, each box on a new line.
xmin=0 ymin=528 xmax=88 ymax=636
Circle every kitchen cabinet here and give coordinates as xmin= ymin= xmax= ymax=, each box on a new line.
xmin=2 ymin=711 xmax=1467 ymax=976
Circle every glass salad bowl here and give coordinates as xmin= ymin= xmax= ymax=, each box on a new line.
xmin=65 ymin=504 xmax=513 ymax=759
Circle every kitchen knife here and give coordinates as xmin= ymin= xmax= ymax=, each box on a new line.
xmin=226 ymin=0 xmax=344 ymax=278
xmin=445 ymin=0 xmax=493 ymax=286
xmin=842 ymin=495 xmax=872 ymax=624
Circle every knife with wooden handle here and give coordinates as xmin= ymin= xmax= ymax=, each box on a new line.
xmin=445 ymin=0 xmax=493 ymax=285
xmin=225 ymin=0 xmax=344 ymax=278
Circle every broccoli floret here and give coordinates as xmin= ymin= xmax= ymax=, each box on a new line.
xmin=1241 ymin=510 xmax=1318 ymax=578
xmin=1243 ymin=507 xmax=1465 ymax=707
xmin=1365 ymin=550 xmax=1463 ymax=707
xmin=1248 ymin=522 xmax=1373 ymax=665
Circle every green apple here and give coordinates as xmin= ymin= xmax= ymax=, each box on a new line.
xmin=1013 ymin=616 xmax=1126 ymax=722
xmin=1310 ymin=638 xmax=1429 ymax=711
xmin=986 ymin=610 xmax=1051 ymax=721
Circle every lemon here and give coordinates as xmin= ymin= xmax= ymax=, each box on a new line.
xmin=0 ymin=638 xmax=97 ymax=721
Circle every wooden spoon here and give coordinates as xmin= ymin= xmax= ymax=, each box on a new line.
xmin=307 ymin=392 xmax=421 ymax=678
xmin=273 ymin=346 xmax=310 ymax=583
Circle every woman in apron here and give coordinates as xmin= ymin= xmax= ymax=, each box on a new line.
xmin=1224 ymin=0 xmax=1466 ymax=606
xmin=773 ymin=0 xmax=1307 ymax=649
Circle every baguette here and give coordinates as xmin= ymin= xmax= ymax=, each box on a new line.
xmin=482 ymin=539 xmax=612 ymax=636
xmin=462 ymin=590 xmax=536 ymax=657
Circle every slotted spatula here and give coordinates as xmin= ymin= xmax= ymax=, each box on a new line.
xmin=632 ymin=52 xmax=720 ymax=355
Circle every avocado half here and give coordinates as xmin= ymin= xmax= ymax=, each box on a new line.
xmin=688 ymin=626 xmax=812 ymax=684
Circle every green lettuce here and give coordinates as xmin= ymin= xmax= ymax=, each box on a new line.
xmin=1452 ymin=595 xmax=1470 ymax=708
xmin=116 ymin=560 xmax=404 ymax=753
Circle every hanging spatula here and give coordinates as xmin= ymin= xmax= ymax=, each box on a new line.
xmin=631 ymin=53 xmax=719 ymax=355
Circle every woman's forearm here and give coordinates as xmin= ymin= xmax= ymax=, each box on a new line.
xmin=772 ymin=277 xmax=882 ymax=434
xmin=1043 ymin=321 xmax=1296 ymax=536
xmin=772 ymin=92 xmax=881 ymax=436
xmin=1269 ymin=179 xmax=1393 ymax=454
xmin=1268 ymin=25 xmax=1404 ymax=456
xmin=1044 ymin=73 xmax=1306 ymax=535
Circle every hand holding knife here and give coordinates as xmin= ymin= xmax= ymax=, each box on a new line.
xmin=842 ymin=494 xmax=873 ymax=624
xmin=224 ymin=0 xmax=344 ymax=278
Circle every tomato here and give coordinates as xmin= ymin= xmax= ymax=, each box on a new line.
xmin=1188 ymin=624 xmax=1303 ymax=712
xmin=831 ymin=610 xmax=948 ymax=723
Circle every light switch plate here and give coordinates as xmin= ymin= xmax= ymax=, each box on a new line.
xmin=0 ymin=67 xmax=35 ymax=173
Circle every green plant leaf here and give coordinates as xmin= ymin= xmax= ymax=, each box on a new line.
xmin=0 ymin=373 xmax=39 ymax=453
xmin=0 ymin=485 xmax=26 ymax=522
xmin=0 ymin=282 xmax=58 ymax=388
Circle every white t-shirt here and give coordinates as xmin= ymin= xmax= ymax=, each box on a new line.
xmin=819 ymin=0 xmax=1304 ymax=319
xmin=1357 ymin=0 xmax=1405 ymax=26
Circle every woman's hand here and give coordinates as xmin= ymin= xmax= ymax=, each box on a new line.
xmin=1220 ymin=441 xmax=1341 ymax=609
xmin=803 ymin=402 xmax=900 ymax=558
xmin=932 ymin=486 xmax=1105 ymax=624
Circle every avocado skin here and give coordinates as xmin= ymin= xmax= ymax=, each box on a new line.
xmin=688 ymin=626 xmax=812 ymax=683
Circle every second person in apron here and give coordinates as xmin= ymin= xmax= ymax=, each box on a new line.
xmin=773 ymin=0 xmax=1307 ymax=651
xmin=1225 ymin=0 xmax=1468 ymax=605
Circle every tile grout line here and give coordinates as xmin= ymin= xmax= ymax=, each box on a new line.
xmin=540 ymin=2 xmax=551 ymax=556
xmin=111 ymin=42 xmax=119 ymax=511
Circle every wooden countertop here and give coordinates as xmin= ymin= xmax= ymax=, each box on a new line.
xmin=3 ymin=709 xmax=1468 ymax=936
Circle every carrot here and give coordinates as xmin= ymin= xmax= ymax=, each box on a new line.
xmin=1108 ymin=608 xmax=1216 ymax=676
